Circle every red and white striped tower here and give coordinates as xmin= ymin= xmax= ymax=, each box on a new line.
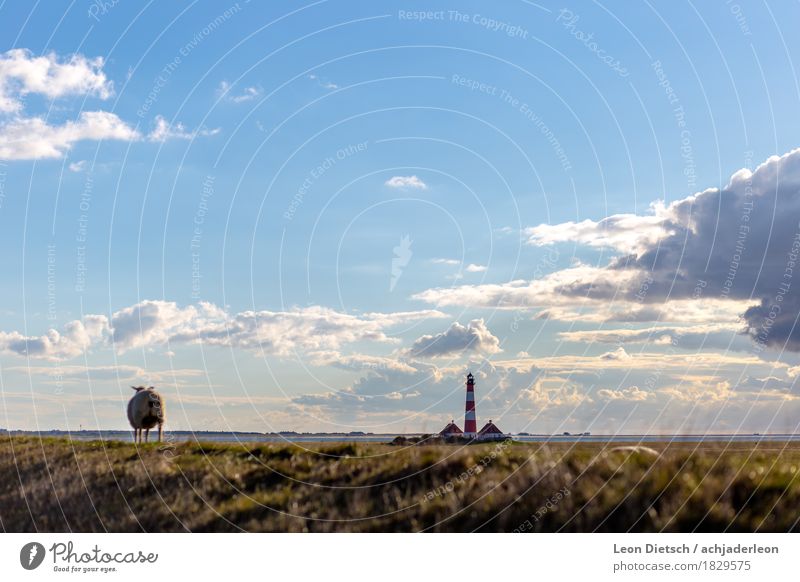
xmin=464 ymin=372 xmax=477 ymax=437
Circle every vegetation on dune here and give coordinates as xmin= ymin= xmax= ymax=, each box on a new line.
xmin=1 ymin=436 xmax=799 ymax=532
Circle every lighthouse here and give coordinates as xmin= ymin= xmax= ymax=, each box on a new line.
xmin=438 ymin=373 xmax=507 ymax=441
xmin=464 ymin=372 xmax=477 ymax=437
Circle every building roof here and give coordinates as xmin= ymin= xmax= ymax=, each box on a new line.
xmin=440 ymin=421 xmax=463 ymax=435
xmin=478 ymin=420 xmax=504 ymax=435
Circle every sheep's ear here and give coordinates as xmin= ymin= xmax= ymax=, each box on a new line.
xmin=131 ymin=386 xmax=140 ymax=392
xmin=148 ymin=386 xmax=155 ymax=391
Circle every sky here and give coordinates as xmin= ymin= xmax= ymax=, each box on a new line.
xmin=1 ymin=0 xmax=800 ymax=434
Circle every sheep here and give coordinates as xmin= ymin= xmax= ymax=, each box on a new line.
xmin=127 ymin=386 xmax=166 ymax=443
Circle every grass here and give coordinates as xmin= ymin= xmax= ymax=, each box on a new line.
xmin=1 ymin=435 xmax=799 ymax=532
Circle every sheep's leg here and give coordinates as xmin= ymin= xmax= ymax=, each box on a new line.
xmin=134 ymin=429 xmax=139 ymax=444
xmin=158 ymin=424 xmax=163 ymax=443
xmin=144 ymin=429 xmax=149 ymax=443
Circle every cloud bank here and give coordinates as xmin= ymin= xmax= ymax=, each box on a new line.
xmin=0 ymin=300 xmax=447 ymax=361
xmin=416 ymin=148 xmax=800 ymax=351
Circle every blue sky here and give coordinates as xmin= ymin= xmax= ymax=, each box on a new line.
xmin=2 ymin=0 xmax=800 ymax=434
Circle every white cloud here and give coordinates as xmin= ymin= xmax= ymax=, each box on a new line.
xmin=558 ymin=324 xmax=739 ymax=344
xmin=307 ymin=74 xmax=339 ymax=91
xmin=385 ymin=390 xmax=420 ymax=400
xmin=0 ymin=300 xmax=448 ymax=361
xmin=0 ymin=49 xmax=113 ymax=113
xmin=68 ymin=160 xmax=86 ymax=172
xmin=431 ymin=258 xmax=459 ymax=266
xmin=148 ymin=115 xmax=220 ymax=142
xmin=498 ymin=350 xmax=779 ymax=374
xmin=290 ymin=359 xmax=446 ymax=418
xmin=521 ymin=377 xmax=587 ymax=408
xmin=218 ymin=80 xmax=262 ymax=103
xmin=597 ymin=386 xmax=652 ymax=401
xmin=465 ymin=263 xmax=487 ymax=273
xmin=413 ymin=264 xmax=634 ymax=309
xmin=414 ymin=266 xmax=751 ymax=325
xmin=9 ymin=364 xmax=204 ymax=385
xmin=0 ymin=112 xmax=139 ymax=160
xmin=310 ymin=352 xmax=420 ymax=375
xmin=408 ymin=319 xmax=501 ymax=358
xmin=0 ymin=314 xmax=108 ymax=360
xmin=525 ymin=206 xmax=672 ymax=254
xmin=599 ymin=347 xmax=631 ymax=360
xmin=558 ymin=323 xmax=753 ymax=352
xmin=385 ymin=175 xmax=427 ymax=189
xmin=536 ymin=297 xmax=751 ymax=325
xmin=661 ymin=381 xmax=733 ymax=402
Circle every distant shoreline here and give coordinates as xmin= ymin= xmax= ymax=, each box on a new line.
xmin=2 ymin=429 xmax=799 ymax=443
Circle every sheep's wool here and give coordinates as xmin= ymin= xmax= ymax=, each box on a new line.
xmin=127 ymin=389 xmax=166 ymax=430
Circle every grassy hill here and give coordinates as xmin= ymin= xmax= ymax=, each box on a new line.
xmin=1 ymin=436 xmax=799 ymax=532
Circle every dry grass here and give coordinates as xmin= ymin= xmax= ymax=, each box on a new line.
xmin=1 ymin=436 xmax=799 ymax=532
